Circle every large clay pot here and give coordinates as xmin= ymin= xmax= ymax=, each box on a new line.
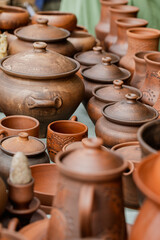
xmin=104 ymin=5 xmax=139 ymax=50
xmin=8 ymin=18 xmax=75 ymax=57
xmin=48 ymin=138 xmax=128 ymax=239
xmin=109 ymin=18 xmax=148 ymax=57
xmin=95 ymin=93 xmax=158 ymax=148
xmin=130 ymin=152 xmax=160 ymax=240
xmin=0 ymin=42 xmax=84 ymax=137
xmin=119 ymin=28 xmax=160 ymax=74
xmin=95 ymin=0 xmax=128 ymax=47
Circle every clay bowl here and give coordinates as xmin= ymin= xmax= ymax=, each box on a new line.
xmin=30 ymin=163 xmax=58 ymax=207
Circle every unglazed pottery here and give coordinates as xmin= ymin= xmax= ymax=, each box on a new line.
xmin=109 ymin=18 xmax=148 ymax=57
xmin=120 ymin=28 xmax=160 ymax=74
xmin=130 ymin=152 xmax=160 ymax=240
xmin=104 ymin=5 xmax=139 ymax=50
xmin=95 ymin=93 xmax=159 ymax=148
xmin=95 ymin=0 xmax=128 ymax=47
xmin=87 ymin=79 xmax=142 ymax=124
xmin=48 ymin=138 xmax=128 ymax=239
xmin=47 ymin=116 xmax=88 ymax=162
xmin=0 ymin=176 xmax=7 ymax=216
xmin=0 ymin=42 xmax=84 ymax=137
xmin=31 ymin=11 xmax=77 ymax=31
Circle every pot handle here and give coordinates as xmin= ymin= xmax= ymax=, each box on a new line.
xmin=79 ymin=185 xmax=94 ymax=237
xmin=70 ymin=115 xmax=77 ymax=121
xmin=26 ymin=96 xmax=63 ymax=109
xmin=0 ymin=130 xmax=7 ymax=139
xmin=8 ymin=218 xmax=19 ymax=231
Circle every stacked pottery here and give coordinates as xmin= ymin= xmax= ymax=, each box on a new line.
xmin=109 ymin=18 xmax=148 ymax=57
xmin=95 ymin=0 xmax=128 ymax=47
xmin=104 ymin=5 xmax=139 ymax=50
xmin=119 ymin=28 xmax=160 ymax=74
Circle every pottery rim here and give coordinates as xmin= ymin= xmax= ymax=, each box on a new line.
xmin=109 ymin=5 xmax=139 ymax=13
xmin=134 ymin=51 xmax=157 ymax=64
xmin=115 ymin=18 xmax=148 ymax=28
xmin=144 ymin=51 xmax=160 ymax=67
xmin=127 ymin=27 xmax=160 ymax=39
xmin=100 ymin=0 xmax=128 ymax=6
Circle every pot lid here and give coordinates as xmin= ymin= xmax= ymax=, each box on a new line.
xmin=1 ymin=132 xmax=45 ymax=156
xmin=60 ymin=138 xmax=127 ymax=176
xmin=0 ymin=42 xmax=79 ymax=80
xmin=103 ymin=93 xmax=158 ymax=126
xmin=93 ymin=79 xmax=142 ymax=103
xmin=74 ymin=46 xmax=119 ymax=66
xmin=14 ymin=18 xmax=70 ymax=42
xmin=81 ymin=57 xmax=131 ymax=83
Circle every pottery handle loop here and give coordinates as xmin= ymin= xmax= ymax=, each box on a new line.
xmin=93 ymin=46 xmax=102 ymax=53
xmin=0 ymin=129 xmax=6 ymax=139
xmin=26 ymin=96 xmax=63 ymax=109
xmin=123 ymin=161 xmax=134 ymax=177
xmin=113 ymin=80 xmax=123 ymax=89
xmin=36 ymin=18 xmax=48 ymax=25
xmin=79 ymin=185 xmax=94 ymax=237
xmin=71 ymin=115 xmax=77 ymax=121
xmin=125 ymin=93 xmax=138 ymax=103
xmin=102 ymin=57 xmax=112 ymax=66
xmin=8 ymin=218 xmax=19 ymax=231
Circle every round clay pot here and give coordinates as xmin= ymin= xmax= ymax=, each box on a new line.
xmin=0 ymin=5 xmax=29 ymax=30
xmin=31 ymin=11 xmax=77 ymax=31
xmin=104 ymin=5 xmax=139 ymax=50
xmin=0 ymin=115 xmax=39 ymax=139
xmin=95 ymin=0 xmax=128 ymax=47
xmin=119 ymin=28 xmax=160 ymax=74
xmin=109 ymin=18 xmax=148 ymax=57
xmin=0 ymin=176 xmax=7 ymax=216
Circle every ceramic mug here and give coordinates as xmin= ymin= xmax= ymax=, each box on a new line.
xmin=0 ymin=115 xmax=39 ymax=138
xmin=47 ymin=116 xmax=88 ymax=162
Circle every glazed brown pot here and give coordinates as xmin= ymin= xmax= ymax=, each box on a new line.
xmin=95 ymin=0 xmax=128 ymax=47
xmin=8 ymin=18 xmax=75 ymax=57
xmin=109 ymin=18 xmax=148 ymax=57
xmin=87 ymin=80 xmax=142 ymax=124
xmin=130 ymin=152 xmax=160 ymax=240
xmin=119 ymin=28 xmax=160 ymax=74
xmin=48 ymin=138 xmax=128 ymax=239
xmin=95 ymin=93 xmax=159 ymax=148
xmin=31 ymin=11 xmax=77 ymax=31
xmin=0 ymin=6 xmax=29 ymax=30
xmin=0 ymin=42 xmax=84 ymax=137
xmin=104 ymin=5 xmax=139 ymax=50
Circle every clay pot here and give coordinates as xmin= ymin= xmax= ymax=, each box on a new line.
xmin=48 ymin=138 xmax=128 ymax=239
xmin=109 ymin=18 xmax=148 ymax=57
xmin=104 ymin=5 xmax=139 ymax=50
xmin=0 ymin=176 xmax=7 ymax=216
xmin=119 ymin=28 xmax=160 ymax=74
xmin=0 ymin=6 xmax=29 ymax=30
xmin=0 ymin=42 xmax=84 ymax=137
xmin=130 ymin=152 xmax=160 ymax=240
xmin=0 ymin=132 xmax=49 ymax=183
xmin=31 ymin=11 xmax=77 ymax=31
xmin=8 ymin=18 xmax=75 ymax=57
xmin=47 ymin=116 xmax=88 ymax=162
xmin=95 ymin=93 xmax=158 ymax=148
xmin=87 ymin=79 xmax=142 ymax=124
xmin=0 ymin=115 xmax=39 ymax=139
xmin=111 ymin=141 xmax=141 ymax=209
xmin=95 ymin=0 xmax=128 ymax=47
xmin=130 ymin=51 xmax=156 ymax=89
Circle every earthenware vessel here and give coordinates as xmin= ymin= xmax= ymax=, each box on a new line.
xmin=0 ymin=132 xmax=49 ymax=183
xmin=95 ymin=93 xmax=159 ymax=148
xmin=109 ymin=18 xmax=148 ymax=57
xmin=0 ymin=5 xmax=29 ymax=30
xmin=47 ymin=116 xmax=88 ymax=162
xmin=0 ymin=115 xmax=39 ymax=139
xmin=9 ymin=18 xmax=75 ymax=57
xmin=31 ymin=11 xmax=77 ymax=31
xmin=95 ymin=0 xmax=128 ymax=47
xmin=130 ymin=51 xmax=156 ymax=89
xmin=130 ymin=152 xmax=160 ymax=240
xmin=0 ymin=42 xmax=84 ymax=137
xmin=104 ymin=5 xmax=139 ymax=50
xmin=87 ymin=79 xmax=142 ymax=124
xmin=112 ymin=141 xmax=141 ymax=209
xmin=48 ymin=138 xmax=128 ymax=239
xmin=0 ymin=176 xmax=7 ymax=216
xmin=120 ymin=28 xmax=160 ymax=74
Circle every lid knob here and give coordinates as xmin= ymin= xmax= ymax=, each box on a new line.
xmin=113 ymin=79 xmax=123 ymax=89
xmin=18 ymin=132 xmax=29 ymax=141
xmin=102 ymin=57 xmax=112 ymax=66
xmin=125 ymin=93 xmax=138 ymax=103
xmin=93 ymin=46 xmax=102 ymax=53
xmin=33 ymin=42 xmax=47 ymax=52
xmin=36 ymin=18 xmax=48 ymax=25
xmin=82 ymin=138 xmax=103 ymax=149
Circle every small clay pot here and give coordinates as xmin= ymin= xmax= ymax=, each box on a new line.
xmin=109 ymin=18 xmax=148 ymax=57
xmin=119 ymin=28 xmax=160 ymax=74
xmin=104 ymin=5 xmax=139 ymax=50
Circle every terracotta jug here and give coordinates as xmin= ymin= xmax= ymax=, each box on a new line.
xmin=95 ymin=0 xmax=128 ymax=47
xmin=109 ymin=18 xmax=148 ymax=57
xmin=48 ymin=138 xmax=128 ymax=240
xmin=119 ymin=28 xmax=160 ymax=74
xmin=104 ymin=5 xmax=139 ymax=50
